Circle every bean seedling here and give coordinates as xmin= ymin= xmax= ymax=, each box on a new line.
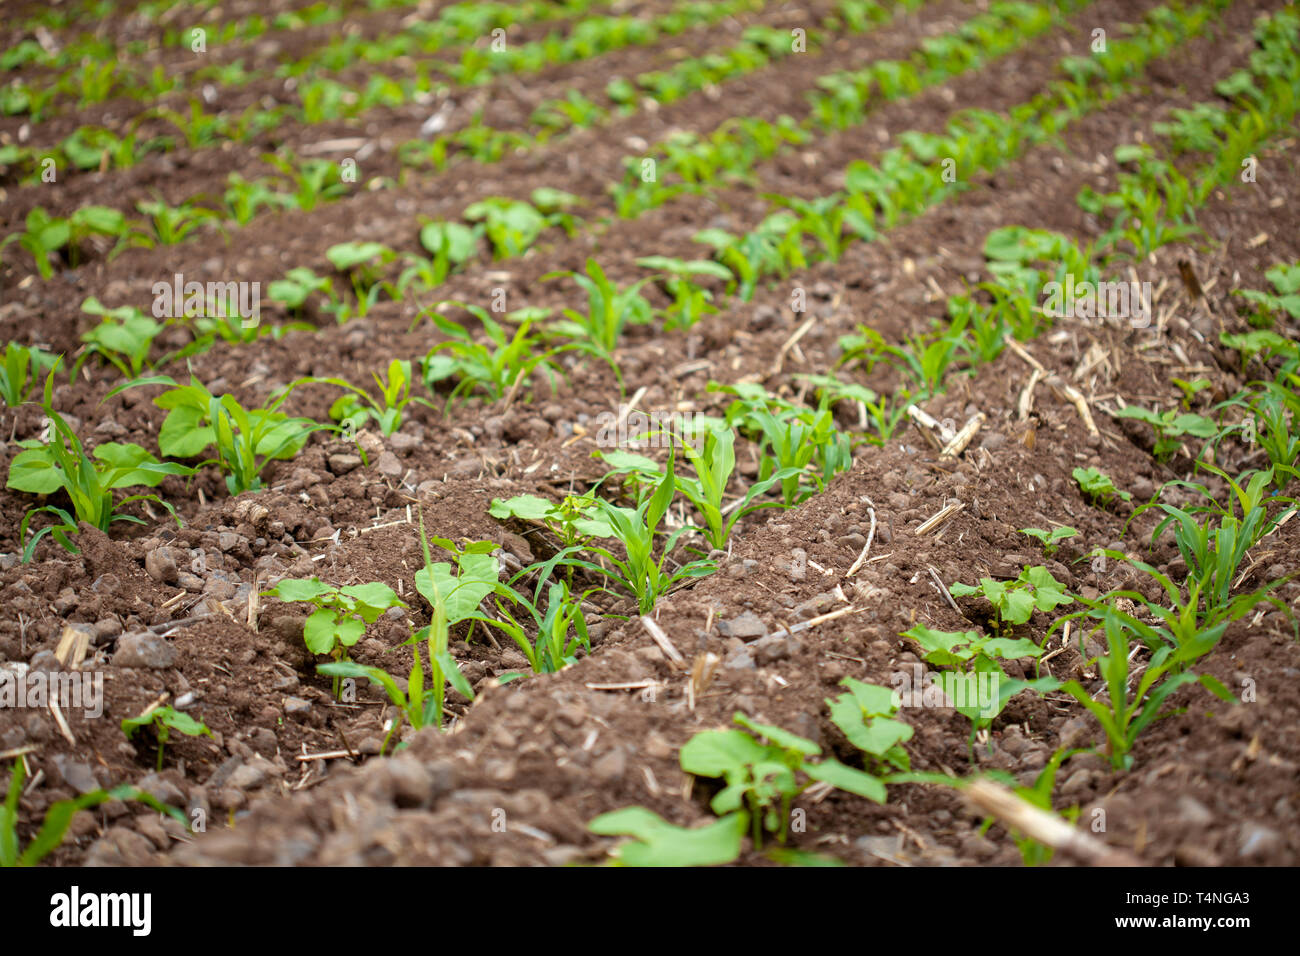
xmin=121 ymin=705 xmax=212 ymax=771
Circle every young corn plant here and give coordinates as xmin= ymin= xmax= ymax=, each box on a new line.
xmin=2 ymin=758 xmax=185 ymax=867
xmin=301 ymin=359 xmax=415 ymax=436
xmin=1140 ymin=471 xmax=1285 ymax=615
xmin=224 ymin=172 xmax=292 ymax=225
xmin=121 ymin=706 xmax=212 ymax=771
xmin=417 ymin=303 xmax=566 ymax=406
xmin=7 ymin=379 xmax=193 ymax=559
xmin=596 ymin=421 xmax=799 ymax=552
xmin=263 ymin=152 xmax=348 ymax=212
xmin=1244 ymin=383 xmax=1300 ymax=484
xmin=634 ymin=256 xmax=731 ymax=330
xmin=266 ymin=578 xmax=405 ymax=698
xmin=544 ymin=258 xmax=655 ymax=357
xmin=978 ymin=747 xmax=1082 ymax=866
xmin=492 ymin=578 xmax=595 ymax=675
xmin=135 ymin=197 xmax=221 ymax=246
xmin=1056 ymin=605 xmax=1235 ymax=771
xmin=716 ymin=383 xmax=852 ymax=507
xmin=556 ymin=455 xmax=714 ymax=614
xmin=0 ymin=343 xmax=60 ymax=408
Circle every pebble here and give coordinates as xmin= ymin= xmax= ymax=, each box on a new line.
xmin=389 ymin=432 xmax=420 ymax=456
xmin=375 ymin=450 xmax=403 ymax=477
xmin=52 ymin=755 xmax=99 ymax=795
xmin=1238 ymin=823 xmax=1283 ymax=859
xmin=750 ymin=633 xmax=802 ymax=664
xmin=793 ymin=591 xmax=838 ymax=620
xmin=1175 ymin=795 xmax=1214 ymax=826
xmin=591 ymin=748 xmax=626 ymax=784
xmin=556 ymin=703 xmax=587 ymax=727
xmin=717 ymin=611 xmax=767 ymax=639
xmin=283 ymin=696 xmax=312 ymax=716
xmin=112 ymin=632 xmax=177 ymax=670
xmin=328 ymin=453 xmax=362 ymax=475
xmin=1058 ymin=716 xmax=1094 ymax=750
xmin=136 ymin=773 xmax=186 ymax=806
xmin=724 ymin=647 xmax=756 ymax=670
xmin=133 ymin=814 xmax=172 ymax=851
xmin=145 ymin=547 xmax=180 ymax=584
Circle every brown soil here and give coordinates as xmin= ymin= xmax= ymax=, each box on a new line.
xmin=1 ymin=0 xmax=1297 ymax=869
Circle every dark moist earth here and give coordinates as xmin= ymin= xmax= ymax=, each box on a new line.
xmin=0 ymin=0 xmax=1298 ymax=866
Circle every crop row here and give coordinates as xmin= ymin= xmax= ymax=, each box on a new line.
xmin=3 ymin=0 xmax=1296 ymax=866
xmin=1 ymin=0 xmax=748 ymax=125
xmin=0 ymin=0 xmax=925 ymax=275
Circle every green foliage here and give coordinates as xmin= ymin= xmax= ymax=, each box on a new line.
xmin=121 ymin=705 xmax=212 ymax=771
xmin=0 ymin=342 xmax=60 ymax=408
xmin=7 ymin=379 xmax=192 ymax=559
xmin=135 ymin=197 xmax=221 ymax=246
xmin=1113 ymin=405 xmax=1217 ymax=461
xmin=407 ymin=526 xmax=493 ymax=730
xmin=980 ymin=747 xmax=1081 ymax=865
xmin=949 ymin=566 xmax=1072 ymax=631
xmin=304 ymin=359 xmax=414 ymax=436
xmin=565 ymin=455 xmax=714 ymax=614
xmin=1 ymin=207 xmax=71 ymax=279
xmin=417 ymin=218 xmax=478 ymax=265
xmin=490 ymin=491 xmax=613 ymax=550
xmin=824 ymin=677 xmax=913 ymax=772
xmin=544 ymin=258 xmax=654 ymax=357
xmin=267 ymin=577 xmax=404 ymax=696
xmin=1056 ymin=605 xmax=1234 ymax=771
xmin=267 ymin=267 xmax=338 ymax=315
xmin=263 ymin=151 xmax=348 ymax=212
xmin=224 ymin=172 xmax=292 ymax=225
xmin=418 ymin=302 xmax=565 ymax=406
xmin=901 ymin=624 xmax=1055 ymax=736
xmin=77 ymin=297 xmax=163 ymax=377
xmin=588 ymin=806 xmax=746 ymax=867
xmin=596 ymin=420 xmax=798 ymax=552
xmin=1233 ymin=263 xmax=1300 ymax=324
xmin=681 ymin=713 xmax=887 ymax=848
xmin=1019 ymin=526 xmax=1078 ymax=556
xmin=325 ymin=241 xmax=398 ymax=317
xmin=110 ymin=374 xmax=326 ymax=494
xmin=464 ymin=191 xmax=578 ymax=259
xmin=494 ymin=578 xmax=594 ymax=675
xmin=2 ymin=757 xmax=186 ymax=866
xmin=634 ymin=256 xmax=731 ymax=329
xmin=1072 ymin=466 xmax=1131 ymax=507
xmin=714 ymin=382 xmax=852 ymax=507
